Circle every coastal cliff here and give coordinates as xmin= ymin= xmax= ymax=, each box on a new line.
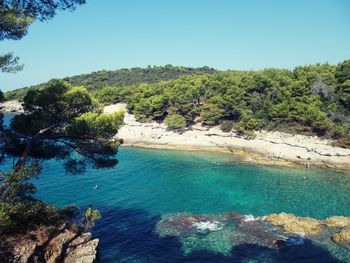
xmin=104 ymin=103 xmax=350 ymax=170
xmin=2 ymin=225 xmax=99 ymax=263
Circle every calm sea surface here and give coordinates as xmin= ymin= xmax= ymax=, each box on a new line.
xmin=2 ymin=114 xmax=350 ymax=262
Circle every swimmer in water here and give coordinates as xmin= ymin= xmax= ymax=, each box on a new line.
xmin=92 ymin=185 xmax=98 ymax=190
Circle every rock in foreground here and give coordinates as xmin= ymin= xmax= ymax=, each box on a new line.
xmin=10 ymin=226 xmax=98 ymax=263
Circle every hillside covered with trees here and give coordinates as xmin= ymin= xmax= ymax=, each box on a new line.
xmin=96 ymin=60 xmax=350 ymax=147
xmin=4 ymin=60 xmax=350 ymax=147
xmin=4 ymin=65 xmax=217 ymax=100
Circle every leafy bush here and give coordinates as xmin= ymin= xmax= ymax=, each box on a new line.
xmin=93 ymin=86 xmax=121 ymax=105
xmin=0 ymin=200 xmax=78 ymax=234
xmin=164 ymin=114 xmax=186 ymax=130
xmin=200 ymin=104 xmax=226 ymax=126
xmin=221 ymin=120 xmax=234 ymax=132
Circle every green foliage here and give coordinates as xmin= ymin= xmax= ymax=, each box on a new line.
xmin=93 ymin=86 xmax=121 ymax=105
xmin=6 ymin=65 xmax=217 ymax=101
xmin=335 ymin=59 xmax=350 ymax=84
xmin=220 ymin=120 xmax=234 ymax=133
xmin=0 ymin=89 xmax=4 ymax=102
xmin=236 ymin=111 xmax=258 ymax=136
xmin=120 ymin=60 xmax=349 ymax=142
xmin=0 ymin=0 xmax=85 ymax=41
xmin=164 ymin=114 xmax=186 ymax=130
xmin=337 ymin=80 xmax=350 ymax=109
xmin=4 ymin=60 xmax=350 ymax=145
xmin=200 ymin=103 xmax=226 ymax=126
xmin=0 ymin=200 xmax=78 ymax=233
xmin=333 ymin=125 xmax=346 ymax=138
xmin=68 ymin=110 xmax=124 ymax=138
xmin=0 ymin=5 xmax=33 ymax=41
xmin=83 ymin=206 xmax=101 ymax=230
xmin=1 ymin=80 xmax=124 ymax=202
xmin=0 ymin=78 xmax=122 ymax=236
xmin=0 ymin=53 xmax=23 ymax=73
xmin=3 ymin=164 xmax=40 ymax=201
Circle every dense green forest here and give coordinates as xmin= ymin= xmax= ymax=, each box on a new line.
xmin=4 ymin=65 xmax=216 ymax=100
xmin=4 ymin=60 xmax=350 ymax=146
xmin=94 ymin=60 xmax=350 ymax=146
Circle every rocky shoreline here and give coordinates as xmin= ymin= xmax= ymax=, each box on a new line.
xmin=0 ymin=100 xmax=24 ymax=113
xmin=104 ymin=104 xmax=350 ymax=171
xmin=156 ymin=212 xmax=350 ymax=261
xmin=2 ymin=101 xmax=350 ymax=170
xmin=3 ymin=225 xmax=99 ymax=263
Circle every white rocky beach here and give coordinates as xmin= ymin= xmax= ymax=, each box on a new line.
xmin=2 ymin=100 xmax=349 ymax=169
xmin=104 ymin=103 xmax=350 ymax=170
xmin=0 ymin=100 xmax=24 ymax=113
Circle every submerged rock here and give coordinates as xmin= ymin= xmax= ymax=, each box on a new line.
xmin=156 ymin=211 xmax=350 ymax=261
xmin=265 ymin=213 xmax=321 ymax=236
xmin=156 ymin=212 xmax=308 ymax=256
xmin=323 ymin=216 xmax=350 ymax=228
xmin=156 ymin=213 xmax=219 ymax=237
xmin=332 ymin=227 xmax=350 ymax=243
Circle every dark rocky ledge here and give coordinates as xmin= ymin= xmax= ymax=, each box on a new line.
xmin=4 ymin=225 xmax=98 ymax=263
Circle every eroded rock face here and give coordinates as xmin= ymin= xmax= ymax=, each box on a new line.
xmin=332 ymin=227 xmax=350 ymax=243
xmin=44 ymin=229 xmax=76 ymax=263
xmin=323 ymin=216 xmax=350 ymax=228
xmin=264 ymin=213 xmax=322 ymax=236
xmin=11 ymin=227 xmax=98 ymax=263
xmin=64 ymin=233 xmax=99 ymax=263
xmin=12 ymin=226 xmax=57 ymax=263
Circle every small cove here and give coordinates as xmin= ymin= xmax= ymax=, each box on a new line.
xmin=30 ymin=147 xmax=350 ymax=262
xmin=2 ymin=114 xmax=350 ymax=262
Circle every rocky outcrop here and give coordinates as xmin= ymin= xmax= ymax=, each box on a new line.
xmin=0 ymin=100 xmax=23 ymax=113
xmin=156 ymin=211 xmax=350 ymax=261
xmin=64 ymin=233 xmax=99 ymax=263
xmin=12 ymin=226 xmax=54 ymax=263
xmin=332 ymin=227 xmax=350 ymax=243
xmin=44 ymin=229 xmax=76 ymax=262
xmin=11 ymin=226 xmax=98 ymax=263
xmin=265 ymin=213 xmax=322 ymax=236
xmin=323 ymin=216 xmax=350 ymax=228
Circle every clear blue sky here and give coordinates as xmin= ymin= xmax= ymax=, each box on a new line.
xmin=1 ymin=0 xmax=350 ymax=91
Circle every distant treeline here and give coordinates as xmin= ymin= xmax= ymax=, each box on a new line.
xmin=5 ymin=65 xmax=216 ymax=101
xmin=5 ymin=61 xmax=350 ymax=146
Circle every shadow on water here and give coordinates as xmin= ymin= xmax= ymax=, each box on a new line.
xmin=91 ymin=207 xmax=345 ymax=263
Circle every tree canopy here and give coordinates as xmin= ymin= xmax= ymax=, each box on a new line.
xmin=1 ymin=80 xmax=124 ymax=200
xmin=6 ymin=65 xmax=217 ymax=101
xmin=84 ymin=60 xmax=349 ymax=145
xmin=0 ymin=0 xmax=85 ymax=41
xmin=0 ymin=0 xmax=85 ymax=78
xmin=5 ymin=60 xmax=350 ymax=147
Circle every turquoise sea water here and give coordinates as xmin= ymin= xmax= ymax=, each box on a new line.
xmin=29 ymin=149 xmax=350 ymax=262
xmin=2 ymin=114 xmax=350 ymax=262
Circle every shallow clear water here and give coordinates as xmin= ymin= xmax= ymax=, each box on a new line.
xmin=2 ymin=114 xmax=350 ymax=262
xmin=30 ymin=148 xmax=350 ymax=262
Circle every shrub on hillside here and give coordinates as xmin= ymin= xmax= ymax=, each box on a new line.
xmin=164 ymin=114 xmax=186 ymax=130
xmin=221 ymin=120 xmax=234 ymax=132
